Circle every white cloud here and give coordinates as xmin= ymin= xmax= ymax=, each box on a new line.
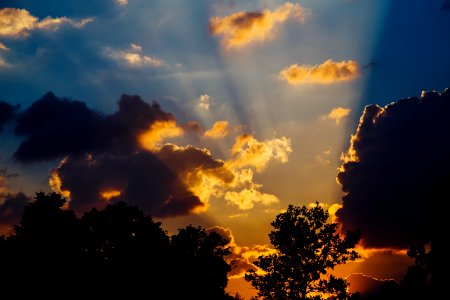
xmin=104 ymin=43 xmax=164 ymax=68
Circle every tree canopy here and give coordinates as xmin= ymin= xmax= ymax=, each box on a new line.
xmin=245 ymin=203 xmax=361 ymax=300
xmin=0 ymin=192 xmax=238 ymax=299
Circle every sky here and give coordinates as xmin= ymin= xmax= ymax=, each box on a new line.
xmin=1 ymin=0 xmax=450 ymax=298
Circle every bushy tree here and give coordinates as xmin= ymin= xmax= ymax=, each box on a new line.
xmin=245 ymin=203 xmax=360 ymax=300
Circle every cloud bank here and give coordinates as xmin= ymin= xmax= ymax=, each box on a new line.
xmin=337 ymin=89 xmax=450 ymax=249
xmin=3 ymin=92 xmax=291 ymax=220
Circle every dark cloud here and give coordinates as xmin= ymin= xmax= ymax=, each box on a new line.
xmin=14 ymin=92 xmax=174 ymax=162
xmin=100 ymin=94 xmax=174 ymax=154
xmin=0 ymin=101 xmax=17 ymax=132
xmin=54 ymin=152 xmax=203 ymax=217
xmin=156 ymin=144 xmax=234 ymax=184
xmin=337 ymin=89 xmax=450 ymax=249
xmin=14 ymin=92 xmax=102 ymax=162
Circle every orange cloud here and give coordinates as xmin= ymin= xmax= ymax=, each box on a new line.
xmin=280 ymin=59 xmax=360 ymax=85
xmin=204 ymin=121 xmax=229 ymax=139
xmin=207 ymin=226 xmax=277 ymax=278
xmin=321 ymin=107 xmax=351 ymax=124
xmin=209 ymin=2 xmax=308 ymax=49
xmin=49 ymin=158 xmax=71 ymax=199
xmin=0 ymin=8 xmax=92 ymax=38
xmin=225 ymin=188 xmax=278 ymax=210
xmin=228 ymin=134 xmax=292 ymax=171
xmin=138 ymin=120 xmax=183 ymax=150
xmin=104 ymin=43 xmax=164 ymax=68
xmin=100 ymin=190 xmax=122 ymax=201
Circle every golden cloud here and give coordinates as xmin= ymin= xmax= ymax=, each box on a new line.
xmin=100 ymin=190 xmax=122 ymax=201
xmin=204 ymin=121 xmax=229 ymax=139
xmin=225 ymin=188 xmax=278 ymax=210
xmin=49 ymin=158 xmax=72 ymax=199
xmin=209 ymin=2 xmax=308 ymax=49
xmin=228 ymin=134 xmax=292 ymax=171
xmin=157 ymin=135 xmax=290 ymax=211
xmin=104 ymin=43 xmax=164 ymax=68
xmin=280 ymin=59 xmax=360 ymax=85
xmin=0 ymin=8 xmax=92 ymax=38
xmin=138 ymin=120 xmax=183 ymax=150
xmin=321 ymin=107 xmax=351 ymax=125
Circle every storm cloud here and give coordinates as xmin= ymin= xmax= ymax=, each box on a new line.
xmin=53 ymin=152 xmax=203 ymax=217
xmin=14 ymin=92 xmax=174 ymax=162
xmin=337 ymin=89 xmax=450 ymax=249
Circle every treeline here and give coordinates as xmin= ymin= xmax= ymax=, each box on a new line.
xmin=0 ymin=192 xmax=444 ymax=300
xmin=0 ymin=192 xmax=239 ymax=299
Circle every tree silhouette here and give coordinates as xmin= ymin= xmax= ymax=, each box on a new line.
xmin=170 ymin=225 xmax=232 ymax=299
xmin=0 ymin=192 xmax=84 ymax=296
xmin=0 ymin=192 xmax=239 ymax=299
xmin=245 ymin=203 xmax=361 ymax=300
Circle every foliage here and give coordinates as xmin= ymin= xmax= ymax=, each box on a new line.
xmin=245 ymin=203 xmax=361 ymax=300
xmin=0 ymin=192 xmax=237 ymax=299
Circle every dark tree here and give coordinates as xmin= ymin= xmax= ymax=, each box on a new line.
xmin=0 ymin=192 xmax=238 ymax=299
xmin=80 ymin=201 xmax=171 ymax=296
xmin=401 ymin=241 xmax=444 ymax=300
xmin=170 ymin=225 xmax=232 ymax=299
xmin=245 ymin=203 xmax=361 ymax=300
xmin=0 ymin=192 xmax=84 ymax=296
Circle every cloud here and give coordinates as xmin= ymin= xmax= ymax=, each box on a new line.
xmin=225 ymin=188 xmax=278 ymax=210
xmin=104 ymin=43 xmax=164 ymax=68
xmin=209 ymin=2 xmax=308 ymax=49
xmin=14 ymin=92 xmax=103 ymax=162
xmin=0 ymin=8 xmax=92 ymax=38
xmin=0 ymin=42 xmax=9 ymax=66
xmin=35 ymin=16 xmax=93 ymax=31
xmin=337 ymin=89 xmax=450 ymax=249
xmin=0 ymin=101 xmax=17 ymax=131
xmin=279 ymin=59 xmax=360 ymax=85
xmin=321 ymin=107 xmax=351 ymax=125
xmin=12 ymin=92 xmax=288 ymax=216
xmin=228 ymin=134 xmax=292 ymax=171
xmin=52 ymin=152 xmax=203 ymax=217
xmin=14 ymin=92 xmax=174 ymax=162
xmin=198 ymin=94 xmax=211 ymax=110
xmin=138 ymin=120 xmax=183 ymax=150
xmin=204 ymin=121 xmax=229 ymax=139
xmin=206 ymin=226 xmax=277 ymax=278
xmin=0 ymin=43 xmax=9 ymax=51
xmin=116 ymin=0 xmax=129 ymax=6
